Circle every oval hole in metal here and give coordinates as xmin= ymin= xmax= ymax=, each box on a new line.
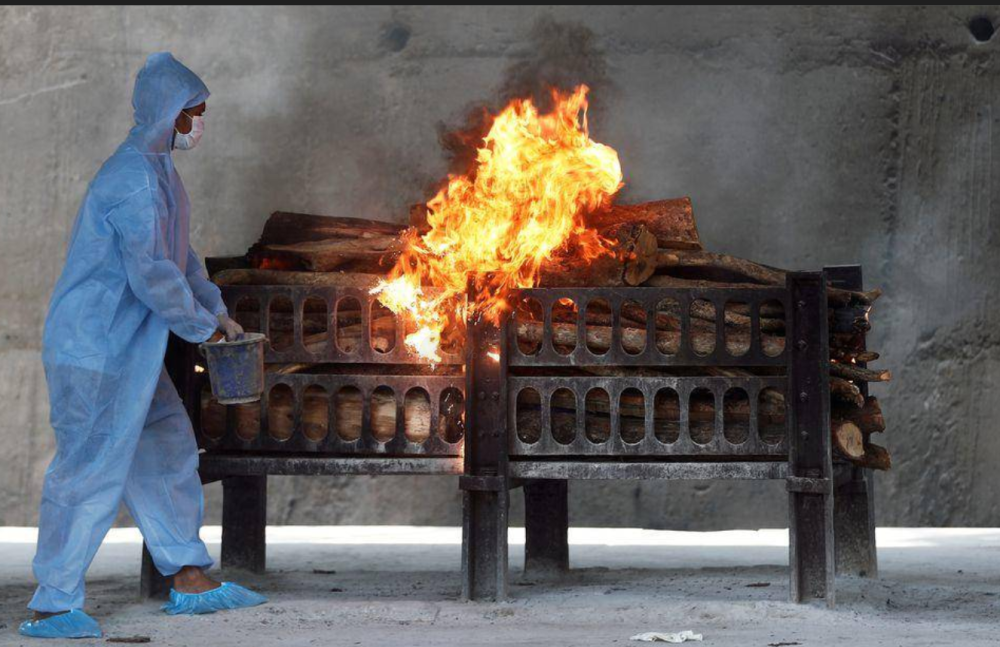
xmin=586 ymin=298 xmax=612 ymax=355
xmin=552 ymin=298 xmax=578 ymax=355
xmin=233 ymin=401 xmax=260 ymax=442
xmin=516 ymin=388 xmax=542 ymax=444
xmin=267 ymin=383 xmax=294 ymax=441
xmin=761 ymin=299 xmax=786 ymax=357
xmin=300 ymin=297 xmax=329 ymax=355
xmin=404 ymin=387 xmax=431 ymax=444
xmin=438 ymin=387 xmax=465 ymax=443
xmin=653 ymin=388 xmax=680 ymax=444
xmin=723 ymin=388 xmax=749 ymax=445
xmin=303 ymin=384 xmax=329 ymax=442
xmin=758 ymin=387 xmax=785 ymax=445
xmin=233 ymin=296 xmax=261 ymax=335
xmin=550 ymin=388 xmax=576 ymax=445
xmin=515 ymin=297 xmax=544 ymax=356
xmin=370 ymin=300 xmax=395 ymax=354
xmin=655 ymin=298 xmax=679 ymax=355
xmin=200 ymin=382 xmax=225 ymax=440
xmin=335 ymin=297 xmax=362 ymax=354
xmin=622 ymin=299 xmax=646 ymax=355
xmin=269 ymin=296 xmax=294 ymax=352
xmin=585 ymin=388 xmax=611 ymax=444
xmin=619 ymin=388 xmax=645 ymax=444
xmin=724 ymin=300 xmax=749 ymax=356
xmin=371 ymin=386 xmax=396 ymax=443
xmin=689 ymin=387 xmax=715 ymax=444
xmin=691 ymin=299 xmax=715 ymax=356
xmin=335 ymin=385 xmax=362 ymax=441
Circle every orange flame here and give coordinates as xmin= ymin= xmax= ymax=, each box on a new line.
xmin=372 ymin=85 xmax=623 ymax=362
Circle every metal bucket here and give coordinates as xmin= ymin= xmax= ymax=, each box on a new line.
xmin=199 ymin=333 xmax=266 ymax=405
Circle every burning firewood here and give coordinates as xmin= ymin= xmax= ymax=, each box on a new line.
xmin=230 ymin=187 xmax=889 ymax=469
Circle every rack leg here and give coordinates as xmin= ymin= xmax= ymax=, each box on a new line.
xmin=139 ymin=542 xmax=172 ymax=600
xmin=523 ymin=479 xmax=569 ymax=577
xmin=221 ymin=475 xmax=267 ymax=573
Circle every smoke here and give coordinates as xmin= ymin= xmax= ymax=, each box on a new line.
xmin=438 ymin=15 xmax=611 ymax=178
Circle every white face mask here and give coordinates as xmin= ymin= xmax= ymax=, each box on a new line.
xmin=174 ymin=113 xmax=204 ymax=150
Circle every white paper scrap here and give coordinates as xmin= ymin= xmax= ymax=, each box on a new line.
xmin=630 ymin=630 xmax=704 ymax=643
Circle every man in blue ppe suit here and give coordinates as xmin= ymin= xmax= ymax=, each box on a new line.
xmin=20 ymin=53 xmax=266 ymax=640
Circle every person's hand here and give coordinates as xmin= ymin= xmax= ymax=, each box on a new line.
xmin=216 ymin=314 xmax=244 ymax=341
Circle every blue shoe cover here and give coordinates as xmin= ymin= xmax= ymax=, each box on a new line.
xmin=162 ymin=582 xmax=267 ymax=615
xmin=19 ymin=610 xmax=102 ymax=639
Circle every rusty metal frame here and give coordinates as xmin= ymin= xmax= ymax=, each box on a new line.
xmin=508 ymin=375 xmax=787 ymax=458
xmin=508 ymin=286 xmax=789 ymax=368
xmin=143 ymin=266 xmax=876 ymax=610
xmin=220 ymin=285 xmax=464 ymax=365
xmin=201 ymin=373 xmax=464 ymax=456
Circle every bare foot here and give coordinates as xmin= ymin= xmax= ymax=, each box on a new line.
xmin=31 ymin=610 xmax=69 ymax=621
xmin=172 ymin=566 xmax=221 ymax=595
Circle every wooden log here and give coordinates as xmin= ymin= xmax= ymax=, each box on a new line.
xmin=214 ymin=269 xmax=382 ymax=289
xmin=655 ymin=250 xmax=785 ymax=285
xmin=831 ymin=331 xmax=868 ymax=352
xmin=538 ymin=252 xmax=627 ymax=288
xmin=830 ymin=348 xmax=880 ymax=364
xmin=830 ymin=376 xmax=865 ymax=407
xmin=854 ymin=442 xmax=891 ymax=471
xmin=584 ymin=198 xmax=702 ymax=250
xmin=252 ymin=211 xmax=406 ymax=247
xmin=622 ymin=225 xmax=660 ymax=287
xmin=646 ymin=255 xmax=881 ymax=307
xmin=830 ymin=362 xmax=891 ymax=383
xmin=833 ymin=396 xmax=885 ymax=434
xmin=251 ymin=234 xmax=401 ymax=273
xmin=832 ymin=420 xmax=865 ymax=459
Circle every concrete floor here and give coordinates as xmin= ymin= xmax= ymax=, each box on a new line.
xmin=1 ymin=526 xmax=998 ymax=646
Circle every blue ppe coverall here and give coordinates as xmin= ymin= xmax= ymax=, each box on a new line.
xmin=30 ymin=52 xmax=225 ymax=613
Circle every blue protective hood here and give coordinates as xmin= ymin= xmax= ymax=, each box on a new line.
xmin=127 ymin=52 xmax=210 ymax=153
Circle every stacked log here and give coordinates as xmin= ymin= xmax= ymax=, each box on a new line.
xmin=209 ymin=200 xmax=889 ymax=469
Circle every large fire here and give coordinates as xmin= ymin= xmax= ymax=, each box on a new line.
xmin=372 ymin=85 xmax=623 ymax=362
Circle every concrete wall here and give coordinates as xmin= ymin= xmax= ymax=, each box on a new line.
xmin=2 ymin=6 xmax=999 ymax=529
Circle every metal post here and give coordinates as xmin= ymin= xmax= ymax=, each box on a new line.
xmin=139 ymin=543 xmax=172 ymax=600
xmin=787 ymin=271 xmax=835 ymax=606
xmin=221 ymin=475 xmax=267 ymax=573
xmin=523 ymin=479 xmax=569 ymax=576
xmin=461 ymin=275 xmax=510 ymax=601
xmin=824 ymin=265 xmax=878 ymax=578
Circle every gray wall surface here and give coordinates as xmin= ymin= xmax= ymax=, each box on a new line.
xmin=1 ymin=6 xmax=998 ymax=529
